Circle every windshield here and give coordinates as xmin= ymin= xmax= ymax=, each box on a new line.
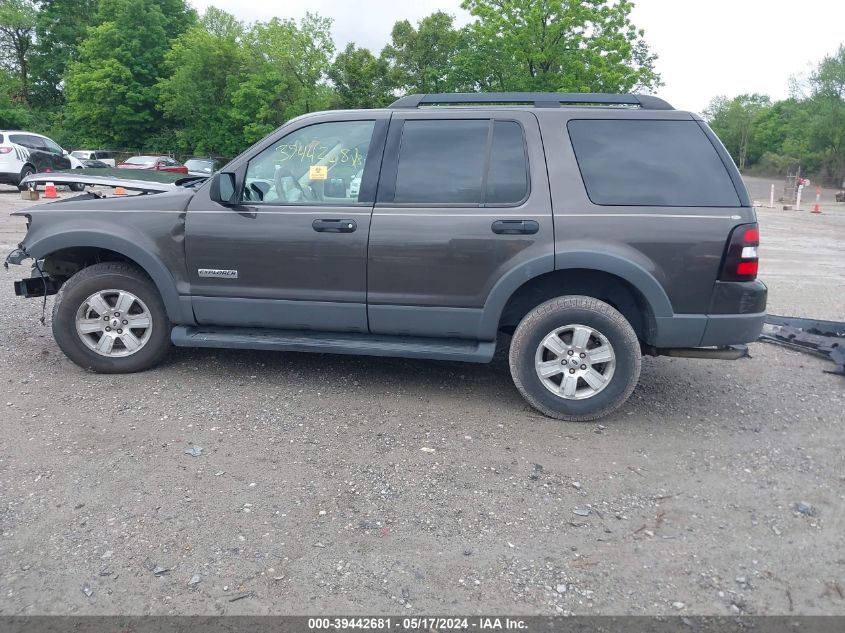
xmin=124 ymin=156 xmax=157 ymax=164
xmin=71 ymin=151 xmax=89 ymax=159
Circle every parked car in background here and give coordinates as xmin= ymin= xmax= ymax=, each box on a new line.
xmin=71 ymin=150 xmax=116 ymax=167
xmin=0 ymin=130 xmax=85 ymax=191
xmin=117 ymin=155 xmax=188 ymax=174
xmin=184 ymin=158 xmax=218 ymax=177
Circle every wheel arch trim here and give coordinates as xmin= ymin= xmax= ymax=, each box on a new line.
xmin=24 ymin=231 xmax=190 ymax=323
xmin=479 ymin=251 xmax=674 ymax=339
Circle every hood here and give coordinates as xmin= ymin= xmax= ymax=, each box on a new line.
xmin=21 ymin=169 xmax=181 ymax=193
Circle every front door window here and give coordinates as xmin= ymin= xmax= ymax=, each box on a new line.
xmin=241 ymin=120 xmax=375 ymax=205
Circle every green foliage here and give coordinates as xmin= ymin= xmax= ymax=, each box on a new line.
xmin=705 ymin=47 xmax=845 ymax=185
xmin=703 ymin=94 xmax=771 ymax=169
xmin=157 ymin=10 xmax=247 ymax=156
xmin=460 ymin=0 xmax=661 ymax=92
xmin=381 ymin=12 xmax=467 ymax=93
xmin=227 ymin=13 xmax=334 ymax=145
xmin=4 ymin=0 xmax=667 ymax=158
xmin=0 ymin=0 xmax=37 ymax=103
xmin=30 ymin=0 xmax=98 ymax=105
xmin=63 ymin=0 xmax=194 ymax=148
xmin=0 ymin=68 xmax=31 ymax=126
xmin=328 ymin=43 xmax=392 ymax=109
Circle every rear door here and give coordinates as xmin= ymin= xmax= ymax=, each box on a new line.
xmin=367 ymin=110 xmax=552 ymax=339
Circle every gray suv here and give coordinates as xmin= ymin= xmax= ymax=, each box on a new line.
xmin=8 ymin=93 xmax=766 ymax=420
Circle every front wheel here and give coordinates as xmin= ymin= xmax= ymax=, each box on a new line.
xmin=52 ymin=262 xmax=171 ymax=373
xmin=509 ymin=296 xmax=641 ymax=421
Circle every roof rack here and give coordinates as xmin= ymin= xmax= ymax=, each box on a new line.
xmin=389 ymin=92 xmax=673 ymax=110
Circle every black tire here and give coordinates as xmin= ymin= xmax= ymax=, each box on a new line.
xmin=52 ymin=262 xmax=171 ymax=373
xmin=69 ymin=182 xmax=85 ymax=192
xmin=17 ymin=165 xmax=35 ymax=191
xmin=509 ymin=295 xmax=641 ymax=421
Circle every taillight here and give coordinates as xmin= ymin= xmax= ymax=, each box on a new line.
xmin=0 ymin=147 xmax=12 ymax=154
xmin=719 ymin=223 xmax=759 ymax=281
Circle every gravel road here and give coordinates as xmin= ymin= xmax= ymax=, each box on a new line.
xmin=0 ymin=178 xmax=843 ymax=616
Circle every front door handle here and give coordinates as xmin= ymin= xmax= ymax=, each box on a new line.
xmin=313 ymin=218 xmax=357 ymax=233
xmin=491 ymin=220 xmax=539 ymax=235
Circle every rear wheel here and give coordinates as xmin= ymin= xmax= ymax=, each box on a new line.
xmin=509 ymin=295 xmax=641 ymax=421
xmin=17 ymin=165 xmax=35 ymax=191
xmin=52 ymin=262 xmax=171 ymax=373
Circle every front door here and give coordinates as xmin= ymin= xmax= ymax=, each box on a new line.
xmin=366 ymin=111 xmax=553 ymax=340
xmin=185 ymin=113 xmax=388 ymax=332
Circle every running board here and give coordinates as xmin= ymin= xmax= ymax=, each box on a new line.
xmin=171 ymin=326 xmax=496 ymax=363
xmin=652 ymin=344 xmax=749 ymax=360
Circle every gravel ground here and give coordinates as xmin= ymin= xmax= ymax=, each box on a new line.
xmin=0 ymin=178 xmax=843 ymax=616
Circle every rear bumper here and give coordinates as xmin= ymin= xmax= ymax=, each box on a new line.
xmin=652 ymin=279 xmax=767 ymax=347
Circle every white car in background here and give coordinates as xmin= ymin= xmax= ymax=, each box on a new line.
xmin=0 ymin=130 xmax=85 ymax=191
xmin=70 ymin=149 xmax=116 ymax=167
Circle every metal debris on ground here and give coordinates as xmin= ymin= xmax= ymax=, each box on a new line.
xmin=758 ymin=315 xmax=845 ymax=376
xmin=81 ymin=583 xmax=93 ymax=597
xmin=184 ymin=446 xmax=203 ymax=457
xmin=794 ymin=501 xmax=817 ymax=517
xmin=573 ymin=507 xmax=591 ymax=517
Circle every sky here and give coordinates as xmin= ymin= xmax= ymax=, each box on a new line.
xmin=190 ymin=0 xmax=845 ymax=113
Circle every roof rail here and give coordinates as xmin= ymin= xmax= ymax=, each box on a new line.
xmin=389 ymin=92 xmax=674 ymax=110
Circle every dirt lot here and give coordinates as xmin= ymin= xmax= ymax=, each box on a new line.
xmin=0 ymin=176 xmax=843 ymax=616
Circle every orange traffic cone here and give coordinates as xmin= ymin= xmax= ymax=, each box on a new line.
xmin=44 ymin=182 xmax=58 ymax=199
xmin=114 ymin=186 xmax=127 ymax=196
xmin=811 ymin=187 xmax=822 ymax=214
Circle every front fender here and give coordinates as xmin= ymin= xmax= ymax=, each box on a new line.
xmin=22 ymin=230 xmax=193 ymax=324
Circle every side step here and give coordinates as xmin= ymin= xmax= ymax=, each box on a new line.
xmin=171 ymin=326 xmax=496 ymax=363
xmin=652 ymin=344 xmax=749 ymax=360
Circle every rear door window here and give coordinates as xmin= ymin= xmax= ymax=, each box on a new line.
xmin=394 ymin=119 xmax=488 ymax=204
xmin=10 ymin=134 xmax=38 ymax=149
xmin=392 ymin=119 xmax=528 ymax=205
xmin=567 ymin=119 xmax=740 ymax=207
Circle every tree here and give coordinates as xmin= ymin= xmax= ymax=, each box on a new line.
xmin=460 ymin=0 xmax=660 ymax=92
xmin=157 ymin=9 xmax=247 ymax=156
xmin=329 ymin=43 xmax=392 ymax=109
xmin=806 ymin=44 xmax=845 ymax=184
xmin=0 ymin=68 xmax=31 ymax=126
xmin=704 ymin=94 xmax=771 ymax=170
xmin=380 ymin=12 xmax=466 ymax=94
xmin=229 ymin=13 xmax=334 ymax=143
xmin=0 ymin=0 xmax=37 ymax=104
xmin=30 ymin=0 xmax=98 ymax=105
xmin=64 ymin=0 xmax=194 ymax=147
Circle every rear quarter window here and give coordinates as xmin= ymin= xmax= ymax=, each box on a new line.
xmin=567 ymin=119 xmax=740 ymax=207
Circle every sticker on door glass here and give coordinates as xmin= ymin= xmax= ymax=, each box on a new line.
xmin=309 ymin=165 xmax=328 ymax=180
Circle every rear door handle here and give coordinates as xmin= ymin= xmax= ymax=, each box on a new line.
xmin=491 ymin=220 xmax=539 ymax=235
xmin=313 ymin=218 xmax=357 ymax=233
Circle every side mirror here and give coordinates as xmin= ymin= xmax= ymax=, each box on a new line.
xmin=209 ymin=172 xmax=238 ymax=206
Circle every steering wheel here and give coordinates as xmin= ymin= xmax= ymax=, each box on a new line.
xmin=274 ymin=166 xmax=312 ymax=202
